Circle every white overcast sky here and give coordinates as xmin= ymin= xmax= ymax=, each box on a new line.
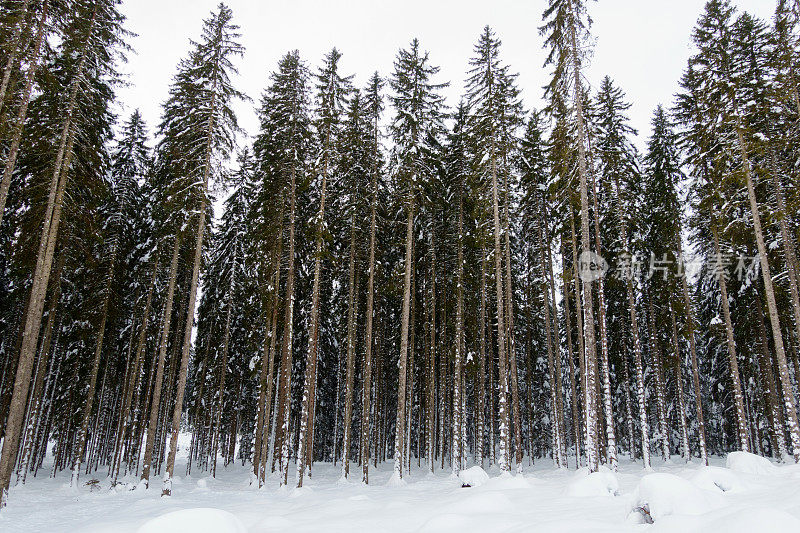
xmin=115 ymin=0 xmax=776 ymax=149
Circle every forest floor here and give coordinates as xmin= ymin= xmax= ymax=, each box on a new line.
xmin=1 ymin=439 xmax=800 ymax=532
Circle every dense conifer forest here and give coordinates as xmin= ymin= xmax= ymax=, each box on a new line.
xmin=1 ymin=0 xmax=800 ymax=512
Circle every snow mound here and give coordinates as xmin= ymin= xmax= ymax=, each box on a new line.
xmin=632 ymin=473 xmax=727 ymax=521
xmin=458 ymin=466 xmax=490 ymax=487
xmin=726 ymin=451 xmax=778 ymax=475
xmin=690 ymin=466 xmax=746 ymax=493
xmin=136 ymin=508 xmax=246 ymax=533
xmin=566 ymin=470 xmax=619 ymax=497
xmin=483 ymin=472 xmax=531 ymax=490
xmin=651 ymin=506 xmax=800 ymax=533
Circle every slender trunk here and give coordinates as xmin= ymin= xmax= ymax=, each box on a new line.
xmin=646 ymin=297 xmax=670 ymax=462
xmin=362 ymin=159 xmax=378 ymax=483
xmin=538 ymin=216 xmax=563 ymax=468
xmin=711 ymin=225 xmax=749 ymax=451
xmin=275 ymin=163 xmax=298 ymax=485
xmin=669 ymin=306 xmax=691 ymax=462
xmin=562 ymin=238 xmax=581 ymax=466
xmin=163 ymin=60 xmax=221 ymax=492
xmin=769 ymin=156 xmax=800 ymax=398
xmin=16 ymin=233 xmax=67 ymax=482
xmin=754 ymin=288 xmax=788 ymax=459
xmin=425 ymin=244 xmax=436 ymax=473
xmin=675 ymin=234 xmax=708 ymax=465
xmin=502 ymin=167 xmax=523 ymax=472
xmin=392 ymin=190 xmax=415 ymax=481
xmin=570 ymin=219 xmax=587 ymax=468
xmin=296 ymin=159 xmax=330 ymax=487
xmin=452 ymin=185 xmax=465 ymax=475
xmin=544 ymin=212 xmax=567 ymax=466
xmin=589 ymin=167 xmax=617 ymax=470
xmin=341 ymin=219 xmax=359 ymax=479
xmin=477 ymin=249 xmax=487 ymax=468
xmin=405 ymin=267 xmax=416 ymax=474
xmin=490 ymin=139 xmax=511 ymax=472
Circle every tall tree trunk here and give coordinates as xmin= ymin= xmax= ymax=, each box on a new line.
xmin=296 ymin=157 xmax=331 ymax=487
xmin=16 ymin=231 xmax=67 ymax=482
xmin=452 ymin=184 xmax=465 ymax=476
xmin=0 ymin=34 xmax=88 ymax=502
xmin=141 ymin=235 xmax=180 ymax=486
xmin=163 ymin=148 xmax=215 ymax=496
xmin=769 ymin=156 xmax=800 ymax=396
xmin=477 ymin=249 xmax=487 ymax=469
xmin=274 ymin=158 xmax=297 ymax=485
xmin=425 ymin=235 xmax=437 ymax=473
xmin=567 ymin=0 xmax=599 ymax=471
xmin=502 ymin=166 xmax=523 ymax=472
xmin=0 ymin=0 xmax=31 ymax=115
xmin=735 ymin=111 xmax=800 ymax=461
xmin=711 ymin=225 xmax=749 ymax=451
xmin=538 ymin=215 xmax=563 ymax=468
xmin=669 ymin=305 xmax=691 ymax=462
xmin=341 ymin=219 xmax=359 ymax=479
xmin=392 ymin=189 xmax=415 ymax=482
xmin=589 ymin=166 xmax=617 ymax=470
xmin=259 ymin=211 xmax=283 ymax=484
xmin=562 ymin=246 xmax=582 ymax=467
xmin=0 ymin=0 xmax=48 ymax=229
xmin=754 ymin=288 xmax=788 ymax=459
xmin=490 ymin=139 xmax=511 ymax=472
xmin=646 ymin=297 xmax=670 ymax=462
xmin=570 ymin=218 xmax=587 ymax=468
xmin=362 ymin=160 xmax=378 ymax=483
xmin=544 ymin=210 xmax=567 ymax=466
xmin=675 ymin=234 xmax=708 ymax=465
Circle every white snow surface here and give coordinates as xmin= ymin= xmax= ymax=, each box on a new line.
xmin=2 ymin=444 xmax=800 ymax=532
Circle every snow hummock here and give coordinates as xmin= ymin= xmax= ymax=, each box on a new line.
xmin=565 ymin=466 xmax=619 ymax=497
xmin=458 ymin=466 xmax=490 ymax=487
xmin=689 ymin=466 xmax=747 ymax=493
xmin=632 ymin=472 xmax=727 ymax=521
xmin=726 ymin=451 xmax=779 ymax=476
xmin=136 ymin=508 xmax=246 ymax=533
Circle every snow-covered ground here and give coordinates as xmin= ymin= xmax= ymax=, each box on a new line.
xmin=2 ymin=445 xmax=800 ymax=532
